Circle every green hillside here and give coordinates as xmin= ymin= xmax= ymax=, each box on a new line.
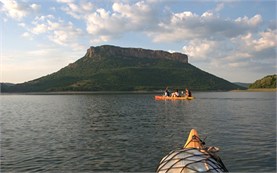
xmin=2 ymin=45 xmax=244 ymax=92
xmin=249 ymin=74 xmax=276 ymax=89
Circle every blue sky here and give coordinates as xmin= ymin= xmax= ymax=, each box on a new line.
xmin=1 ymin=0 xmax=276 ymax=84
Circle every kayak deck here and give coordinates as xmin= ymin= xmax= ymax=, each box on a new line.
xmin=155 ymin=96 xmax=194 ymax=100
xmin=156 ymin=129 xmax=228 ymax=173
xmin=183 ymin=128 xmax=204 ymax=149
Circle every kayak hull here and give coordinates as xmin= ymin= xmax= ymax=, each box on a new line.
xmin=157 ymin=148 xmax=227 ymax=172
xmin=155 ymin=96 xmax=194 ymax=100
xmin=156 ymin=129 xmax=228 ymax=172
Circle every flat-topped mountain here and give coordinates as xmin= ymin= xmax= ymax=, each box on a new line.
xmin=2 ymin=45 xmax=244 ymax=92
xmin=85 ymin=45 xmax=188 ymax=63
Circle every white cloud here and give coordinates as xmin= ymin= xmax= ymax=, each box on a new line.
xmin=0 ymin=0 xmax=40 ymax=20
xmin=149 ymin=11 xmax=263 ymax=42
xmin=183 ymin=28 xmax=276 ymax=76
xmin=56 ymin=0 xmax=75 ymax=3
xmin=30 ymin=3 xmax=41 ymax=11
xmin=0 ymin=0 xmax=84 ymax=48
xmin=231 ymin=30 xmax=276 ymax=58
xmin=47 ymin=20 xmax=60 ymax=30
xmin=19 ymin=14 xmax=85 ymax=50
xmin=235 ymin=14 xmax=262 ymax=26
xmin=112 ymin=1 xmax=154 ymax=25
xmin=5 ymin=0 xmax=157 ymax=45
xmin=34 ymin=15 xmax=55 ymax=22
xmin=183 ymin=40 xmax=217 ymax=61
xmin=21 ymin=32 xmax=33 ymax=40
xmin=47 ymin=22 xmax=83 ymax=48
xmin=251 ymin=30 xmax=276 ymax=51
xmin=84 ymin=1 xmax=159 ymax=42
xmin=80 ymin=1 xmax=93 ymax=11
xmin=60 ymin=1 xmax=94 ymax=19
xmin=0 ymin=0 xmax=28 ymax=20
xmin=86 ymin=8 xmax=123 ymax=35
xmin=32 ymin=23 xmax=48 ymax=34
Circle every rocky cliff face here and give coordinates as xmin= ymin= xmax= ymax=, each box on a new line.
xmin=85 ymin=45 xmax=188 ymax=63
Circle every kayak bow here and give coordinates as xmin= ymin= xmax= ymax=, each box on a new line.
xmin=183 ymin=128 xmax=203 ymax=149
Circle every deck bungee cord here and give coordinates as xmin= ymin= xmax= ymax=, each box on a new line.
xmin=156 ymin=129 xmax=228 ymax=173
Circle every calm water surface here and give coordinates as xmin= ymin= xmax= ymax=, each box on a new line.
xmin=0 ymin=92 xmax=276 ymax=172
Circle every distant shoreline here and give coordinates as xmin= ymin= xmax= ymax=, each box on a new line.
xmin=231 ymin=88 xmax=277 ymax=92
xmin=1 ymin=88 xmax=277 ymax=95
xmin=0 ymin=91 xmax=162 ymax=95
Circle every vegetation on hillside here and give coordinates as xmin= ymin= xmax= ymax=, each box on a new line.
xmin=249 ymin=74 xmax=276 ymax=89
xmin=2 ymin=46 xmax=245 ymax=92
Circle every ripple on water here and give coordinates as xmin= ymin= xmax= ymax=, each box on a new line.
xmin=0 ymin=93 xmax=276 ymax=172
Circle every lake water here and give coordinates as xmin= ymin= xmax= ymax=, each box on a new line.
xmin=0 ymin=92 xmax=276 ymax=172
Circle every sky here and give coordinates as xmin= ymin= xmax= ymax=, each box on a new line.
xmin=0 ymin=0 xmax=276 ymax=84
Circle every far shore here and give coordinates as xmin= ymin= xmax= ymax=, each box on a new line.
xmin=0 ymin=91 xmax=162 ymax=95
xmin=1 ymin=88 xmax=277 ymax=95
xmin=230 ymin=88 xmax=277 ymax=92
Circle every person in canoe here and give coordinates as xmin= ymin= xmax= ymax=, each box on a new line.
xmin=171 ymin=89 xmax=180 ymax=97
xmin=164 ymin=87 xmax=170 ymax=96
xmin=185 ymin=88 xmax=192 ymax=97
